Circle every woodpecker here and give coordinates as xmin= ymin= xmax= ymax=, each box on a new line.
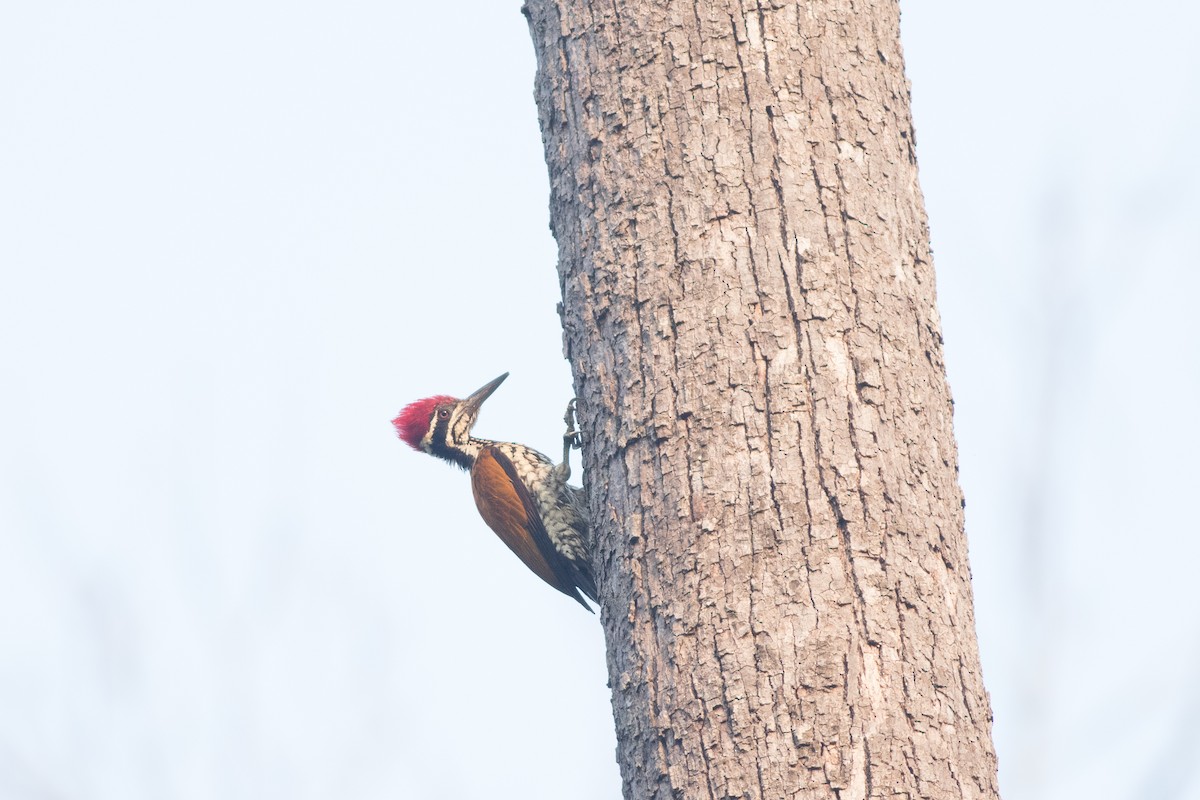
xmin=392 ymin=373 xmax=597 ymax=610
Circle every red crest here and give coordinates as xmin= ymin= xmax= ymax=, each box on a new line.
xmin=392 ymin=395 xmax=456 ymax=450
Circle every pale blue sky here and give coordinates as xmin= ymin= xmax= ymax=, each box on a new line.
xmin=1 ymin=2 xmax=1197 ymax=798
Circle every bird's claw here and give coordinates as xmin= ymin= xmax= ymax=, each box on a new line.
xmin=563 ymin=397 xmax=582 ymax=451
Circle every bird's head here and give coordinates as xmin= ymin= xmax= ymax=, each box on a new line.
xmin=392 ymin=372 xmax=508 ymax=468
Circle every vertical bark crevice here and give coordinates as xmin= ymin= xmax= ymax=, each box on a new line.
xmin=525 ymin=1 xmax=1000 ymax=798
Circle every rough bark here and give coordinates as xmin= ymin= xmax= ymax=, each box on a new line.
xmin=525 ymin=1 xmax=1000 ymax=798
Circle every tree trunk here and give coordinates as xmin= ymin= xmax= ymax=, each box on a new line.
xmin=524 ymin=1 xmax=1000 ymax=798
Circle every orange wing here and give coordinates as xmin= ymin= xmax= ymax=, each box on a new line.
xmin=471 ymin=446 xmax=571 ymax=596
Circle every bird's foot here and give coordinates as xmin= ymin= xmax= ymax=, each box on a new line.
xmin=563 ymin=398 xmax=582 ymax=451
xmin=560 ymin=398 xmax=582 ymax=479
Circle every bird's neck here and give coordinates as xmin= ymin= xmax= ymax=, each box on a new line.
xmin=431 ymin=436 xmax=494 ymax=471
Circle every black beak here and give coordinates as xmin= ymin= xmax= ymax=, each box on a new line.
xmin=460 ymin=372 xmax=508 ymax=416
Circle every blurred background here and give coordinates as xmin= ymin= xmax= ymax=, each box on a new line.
xmin=1 ymin=1 xmax=1196 ymax=798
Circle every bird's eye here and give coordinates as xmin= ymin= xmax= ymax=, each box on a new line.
xmin=437 ymin=408 xmax=450 ymax=419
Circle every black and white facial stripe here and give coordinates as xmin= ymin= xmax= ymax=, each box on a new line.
xmin=423 ymin=402 xmax=484 ymax=471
